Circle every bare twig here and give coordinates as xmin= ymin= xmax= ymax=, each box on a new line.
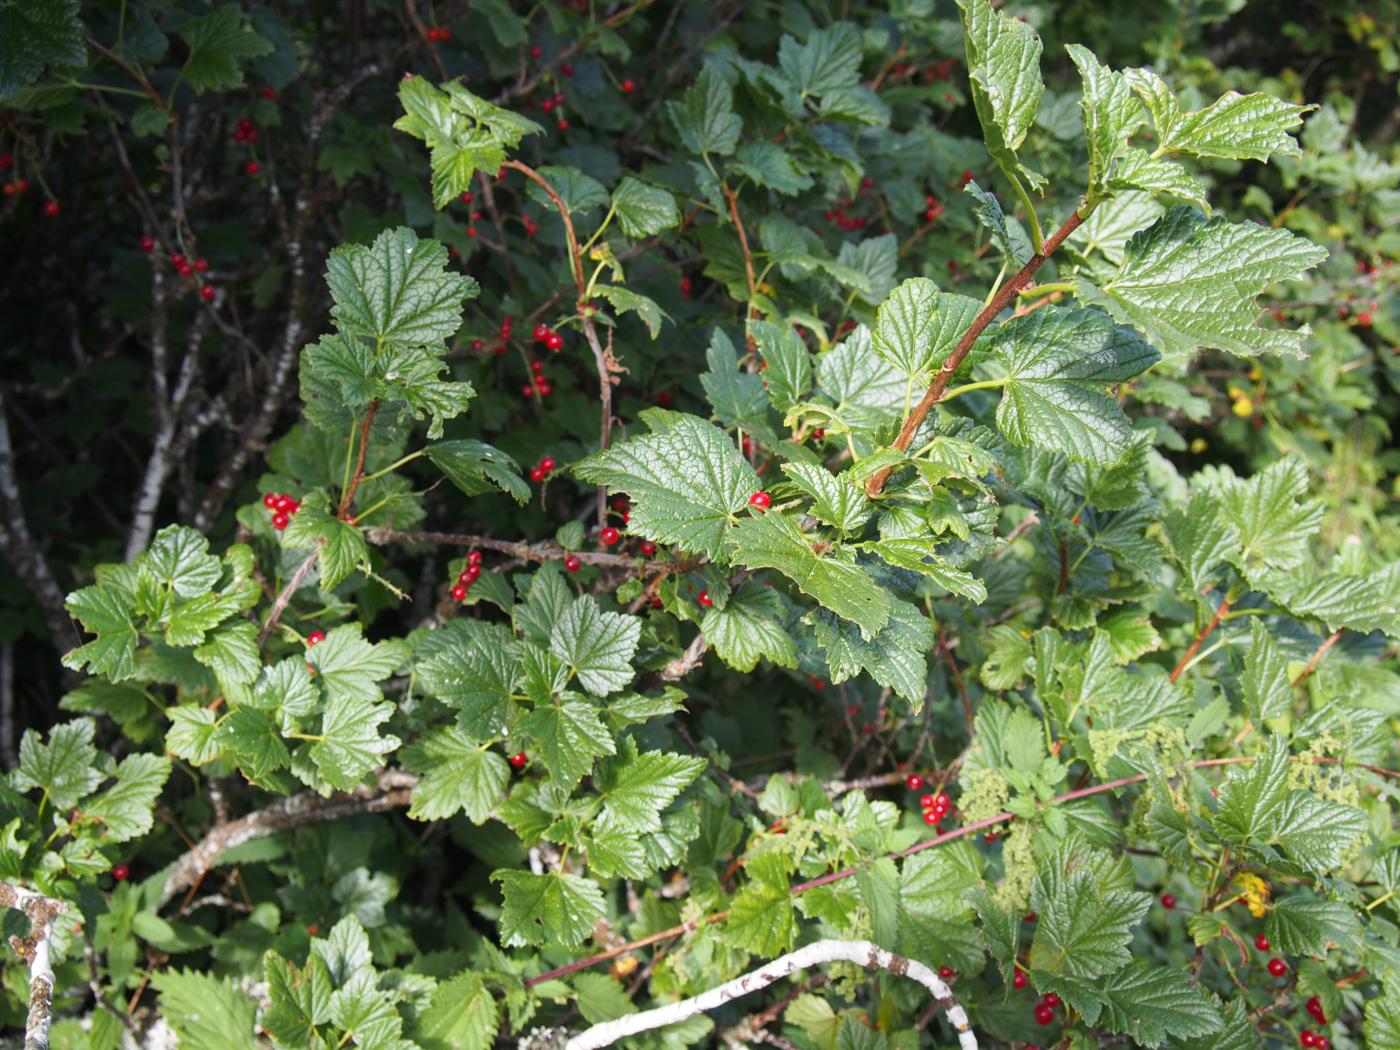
xmin=0 ymin=883 xmax=68 ymax=1050
xmin=1292 ymin=629 xmax=1343 ymax=687
xmin=257 ymin=550 xmax=321 ymax=646
xmin=158 ymin=769 xmax=418 ymax=907
xmin=564 ymin=940 xmax=977 ymax=1050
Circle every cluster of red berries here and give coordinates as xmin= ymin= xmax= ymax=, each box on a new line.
xmin=3 ymin=177 xmax=32 ymax=198
xmin=923 ymin=194 xmax=944 ymax=223
xmin=166 ymin=252 xmax=219 ymax=301
xmin=450 ymin=549 xmax=483 ymax=601
xmin=911 ymin=780 xmax=953 ymax=827
xmin=1033 ymin=991 xmax=1060 ymax=1026
xmin=232 ymin=116 xmax=260 ymax=144
xmin=528 ymin=455 xmax=558 ymax=483
xmin=521 ymin=214 xmax=538 ymax=237
xmin=1300 ymin=1031 xmax=1333 ymax=1049
xmin=261 ymin=491 xmax=302 ymax=530
xmin=522 ymin=359 xmax=554 ymax=399
xmin=425 ymin=25 xmax=452 ymax=41
xmin=533 ymin=321 xmax=565 ymax=352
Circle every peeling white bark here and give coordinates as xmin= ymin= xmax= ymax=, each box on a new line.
xmin=563 ymin=939 xmax=977 ymax=1050
xmin=1 ymin=883 xmax=68 ymax=1050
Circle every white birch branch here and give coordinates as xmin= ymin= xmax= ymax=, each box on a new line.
xmin=563 ymin=939 xmax=977 ymax=1050
xmin=0 ymin=882 xmax=69 ymax=1050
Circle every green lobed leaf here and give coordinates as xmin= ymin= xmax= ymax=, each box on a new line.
xmin=0 ymin=0 xmax=85 ymax=100
xmin=550 ymin=595 xmax=641 ymax=696
xmin=84 ymin=752 xmax=171 ymax=842
xmin=62 ymin=583 xmax=138 ymax=681
xmin=1265 ymin=894 xmax=1364 ymax=957
xmin=1029 ymin=868 xmax=1150 ymax=979
xmin=731 ymin=511 xmax=891 ymax=639
xmin=811 ymin=598 xmax=932 ymax=706
xmin=1092 ymin=962 xmax=1223 ymax=1047
xmin=1065 ymin=45 xmax=1146 ymax=200
xmin=1123 ymin=67 xmax=1312 ymax=162
xmin=310 ymin=690 xmax=400 ymax=792
xmin=14 ymin=718 xmax=103 ymax=810
xmin=1241 ymin=619 xmax=1292 ymax=721
xmin=151 ymin=968 xmax=257 ymax=1049
xmin=1099 ymin=207 xmax=1328 ymax=358
xmin=701 ymin=582 xmax=798 ymax=673
xmin=179 ymin=5 xmax=273 ymax=95
xmin=521 ymin=697 xmax=616 ymax=790
xmin=325 ymin=226 xmax=475 ymax=349
xmin=872 ymin=277 xmax=982 ymax=379
xmin=574 ymin=409 xmax=761 ymax=562
xmin=667 ymin=66 xmax=742 ymax=156
xmin=417 ymin=973 xmax=500 ymax=1050
xmin=610 ymin=176 xmax=680 ymax=239
xmin=427 ymin=439 xmax=530 ymax=505
xmin=965 ymin=182 xmax=1033 ymax=266
xmin=594 ymin=738 xmax=705 ymax=833
xmin=701 ymin=328 xmax=774 ymax=444
xmin=957 ymin=0 xmax=1046 ymax=191
xmin=989 ymin=307 xmax=1160 ymax=464
xmin=492 ymin=869 xmax=606 ymax=948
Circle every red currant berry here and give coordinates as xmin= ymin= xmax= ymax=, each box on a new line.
xmin=1013 ymin=970 xmax=1028 ymax=989
xmin=1267 ymin=958 xmax=1288 ymax=977
xmin=468 ymin=549 xmax=483 ymax=565
xmin=42 ymin=200 xmax=60 ymax=217
xmin=1161 ymin=894 xmax=1176 ymax=910
xmin=451 ymin=584 xmax=467 ymax=601
xmin=245 ymin=160 xmax=260 ymax=175
xmin=465 ymin=564 xmax=480 ymax=581
xmin=1358 ymin=312 xmax=1372 ymax=326
xmin=923 ymin=810 xmax=939 ymax=825
xmin=565 ymin=555 xmax=582 ymax=573
xmin=140 ymin=236 xmax=155 ymax=253
xmin=905 ymin=773 xmax=924 ymax=790
xmin=537 ymin=381 xmax=553 ymax=396
xmin=306 ymin=630 xmax=326 ymax=646
xmin=435 ymin=26 xmax=452 ymax=40
xmin=621 ymin=78 xmax=636 ymax=93
xmin=811 ymin=428 xmax=825 ymax=439
xmin=1034 ymin=1003 xmax=1055 ymax=1026
xmin=262 ymin=86 xmax=278 ymax=100
xmin=529 ymin=466 xmax=545 ymax=482
xmin=938 ymin=966 xmax=955 ymax=978
xmin=530 ymin=45 xmax=543 ymax=59
xmin=919 ymin=794 xmax=935 ymax=809
xmin=460 ymin=191 xmax=474 ymax=204
xmin=640 ymin=540 xmax=656 ymax=556
xmin=112 ymin=863 xmax=130 ymax=881
xmin=272 ymin=512 xmax=289 ymax=530
xmin=655 ymin=390 xmax=674 ymax=407
xmin=1041 ymin=993 xmax=1060 ymax=1007
xmin=698 ymin=590 xmax=713 ymax=607
xmin=1306 ymin=996 xmax=1325 ymax=1022
xmin=934 ymin=792 xmax=952 ymax=812
xmin=523 ymin=384 xmax=537 ymax=399
xmin=600 ymin=527 xmax=620 ymax=546
xmin=466 ymin=226 xmax=478 ymax=238
xmin=560 ymin=62 xmax=574 ymax=77
xmin=177 ymin=262 xmax=193 ymax=277
xmin=263 ymin=493 xmax=279 ymax=509
xmin=1300 ymin=1032 xmax=1318 ymax=1048
xmin=533 ymin=322 xmax=550 ymax=341
xmin=170 ymin=252 xmax=186 ymax=267
xmin=273 ymin=496 xmax=293 ymax=513
xmin=545 ymin=332 xmax=564 ymax=351
xmin=539 ymin=456 xmax=557 ymax=472
xmin=556 ymin=118 xmax=569 ymax=131
xmin=749 ymin=491 xmax=772 ymax=509
xmin=509 ymin=751 xmax=528 ymax=769
xmin=194 ymin=257 xmax=209 ymax=273
xmin=1023 ymin=912 xmax=1037 ymax=923
xmin=200 ymin=285 xmax=216 ymax=301
xmin=1254 ymin=934 xmax=1270 ymax=951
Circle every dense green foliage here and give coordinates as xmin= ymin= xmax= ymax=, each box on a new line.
xmin=1 ymin=1 xmax=1399 ymax=1048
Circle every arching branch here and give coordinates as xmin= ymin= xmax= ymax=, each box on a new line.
xmin=563 ymin=939 xmax=977 ymax=1050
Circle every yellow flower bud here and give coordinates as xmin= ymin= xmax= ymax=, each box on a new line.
xmin=1232 ymin=397 xmax=1254 ymax=417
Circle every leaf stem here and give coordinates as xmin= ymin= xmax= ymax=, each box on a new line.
xmin=359 ymin=449 xmax=426 ymax=484
xmin=1006 ymin=171 xmax=1045 ymax=255
xmin=941 ymin=378 xmax=1007 ymax=400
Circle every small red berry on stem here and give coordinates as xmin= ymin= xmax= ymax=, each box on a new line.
xmin=938 ymin=966 xmax=954 ymax=978
xmin=600 ymin=526 xmax=620 ymax=546
xmin=1041 ymin=993 xmax=1060 ymax=1007
xmin=1254 ymin=934 xmax=1270 ymax=952
xmin=263 ymin=493 xmax=279 ymax=509
xmin=534 ymin=322 xmax=550 ymax=341
xmin=621 ymin=78 xmax=635 ymax=93
xmin=451 ymin=584 xmax=467 ymax=601
xmin=42 ymin=200 xmax=60 ymax=217
xmin=245 ymin=160 xmax=261 ymax=175
xmin=640 ymin=540 xmax=656 ymax=556
xmin=1013 ymin=969 xmax=1028 ymax=989
xmin=922 ymin=810 xmax=939 ymax=826
xmin=272 ymin=512 xmax=289 ymax=530
xmin=1034 ymin=1003 xmax=1055 ymax=1026
xmin=564 ymin=554 xmax=582 ymax=572
xmin=200 ymin=285 xmax=216 ymax=301
xmin=545 ymin=331 xmax=564 ymax=351
xmin=1160 ymin=894 xmax=1176 ymax=910
xmin=509 ymin=751 xmax=528 ymax=769
xmin=539 ymin=456 xmax=557 ymax=473
xmin=1300 ymin=1032 xmax=1319 ymax=1048
xmin=140 ymin=236 xmax=155 ymax=253
xmin=1267 ymin=958 xmax=1288 ymax=977
xmin=306 ymin=630 xmax=325 ymax=646
xmin=749 ymin=491 xmax=772 ymax=510
xmin=919 ymin=793 xmax=935 ymax=809
xmin=905 ymin=773 xmax=924 ymax=790
xmin=698 ymin=590 xmax=713 ymax=607
xmin=112 ymin=863 xmax=130 ymax=881
xmin=530 ymin=45 xmax=543 ymax=59
xmin=529 ymin=466 xmax=545 ymax=482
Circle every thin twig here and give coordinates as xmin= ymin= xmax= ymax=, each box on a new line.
xmin=1169 ymin=596 xmax=1233 ymax=683
xmin=257 ymin=550 xmax=320 ymax=646
xmin=1292 ymin=629 xmax=1342 ymax=687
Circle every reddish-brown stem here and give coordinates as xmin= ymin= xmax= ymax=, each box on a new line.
xmin=85 ymin=36 xmax=170 ymax=114
xmin=502 ymin=160 xmax=586 ymax=293
xmin=338 ymin=399 xmax=380 ymax=518
xmin=524 ymin=753 xmax=1398 ymax=989
xmin=1169 ymin=596 xmax=1233 ymax=683
xmin=1292 ymin=629 xmax=1342 ymax=687
xmin=937 ymin=631 xmax=974 ymax=730
xmin=865 ymin=202 xmax=1093 ymax=497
